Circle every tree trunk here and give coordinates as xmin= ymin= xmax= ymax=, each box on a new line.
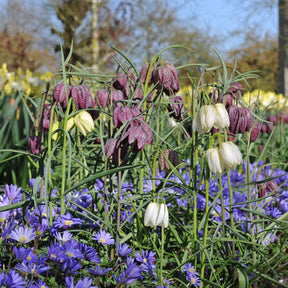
xmin=279 ymin=0 xmax=288 ymax=95
xmin=91 ymin=0 xmax=102 ymax=72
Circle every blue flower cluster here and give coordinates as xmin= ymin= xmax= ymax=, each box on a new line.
xmin=1 ymin=158 xmax=286 ymax=287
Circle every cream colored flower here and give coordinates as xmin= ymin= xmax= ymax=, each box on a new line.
xmin=193 ymin=104 xmax=229 ymax=134
xmin=144 ymin=202 xmax=169 ymax=228
xmin=220 ymin=141 xmax=242 ymax=170
xmin=74 ymin=111 xmax=94 ymax=136
xmin=206 ymin=148 xmax=225 ymax=174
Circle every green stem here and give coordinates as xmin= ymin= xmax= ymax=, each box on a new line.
xmin=201 ymin=164 xmax=210 ymax=282
xmin=160 ymin=226 xmax=165 ymax=286
xmin=60 ymin=98 xmax=73 ymax=215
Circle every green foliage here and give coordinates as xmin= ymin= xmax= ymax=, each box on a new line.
xmin=0 ymin=45 xmax=288 ymax=287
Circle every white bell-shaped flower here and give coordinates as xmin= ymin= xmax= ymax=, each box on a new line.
xmin=206 ymin=147 xmax=225 ymax=174
xmin=193 ymin=104 xmax=229 ymax=134
xmin=214 ymin=103 xmax=230 ymax=129
xmin=74 ymin=111 xmax=95 ymax=136
xmin=144 ymin=202 xmax=169 ymax=228
xmin=220 ymin=141 xmax=242 ymax=170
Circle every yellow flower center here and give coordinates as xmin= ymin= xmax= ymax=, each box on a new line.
xmin=19 ymin=236 xmax=27 ymax=243
xmin=143 ymin=258 xmax=147 ymax=263
xmin=66 ymin=252 xmax=74 ymax=257
xmin=189 ymin=267 xmax=195 ymax=273
xmin=100 ymin=238 xmax=106 ymax=244
xmin=26 ymin=255 xmax=32 ymax=261
xmin=50 ymin=253 xmax=56 ymax=258
xmin=191 ymin=277 xmax=196 ymax=284
xmin=64 ymin=220 xmax=73 ymax=226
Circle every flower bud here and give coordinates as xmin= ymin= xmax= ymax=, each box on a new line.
xmin=74 ymin=111 xmax=95 ymax=136
xmin=144 ymin=202 xmax=169 ymax=228
xmin=220 ymin=141 xmax=242 ymax=170
xmin=206 ymin=148 xmax=225 ymax=174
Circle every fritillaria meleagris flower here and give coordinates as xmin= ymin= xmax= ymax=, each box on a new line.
xmin=53 ymin=82 xmax=72 ymax=110
xmin=112 ymin=71 xmax=136 ymax=98
xmin=207 ymin=141 xmax=242 ymax=173
xmin=144 ymin=202 xmax=169 ymax=228
xmin=158 ymin=149 xmax=180 ymax=173
xmin=71 ymin=84 xmax=94 ymax=110
xmin=96 ymin=89 xmax=110 ymax=108
xmin=28 ymin=136 xmax=41 ymax=155
xmin=41 ymin=104 xmax=56 ymax=132
xmin=102 ymin=137 xmax=130 ymax=165
xmin=266 ymin=115 xmax=278 ymax=125
xmin=258 ymin=180 xmax=278 ymax=198
xmin=152 ymin=61 xmax=180 ymax=96
xmin=112 ymin=73 xmax=128 ymax=91
xmin=74 ymin=110 xmax=95 ymax=136
xmin=206 ymin=147 xmax=225 ymax=174
xmin=219 ymin=141 xmax=243 ymax=170
xmin=227 ymin=106 xmax=254 ymax=134
xmin=168 ymin=96 xmax=184 ymax=122
xmin=193 ymin=103 xmax=229 ymax=134
xmin=250 ymin=122 xmax=261 ymax=142
xmin=121 ymin=121 xmax=153 ymax=153
xmin=113 ymin=106 xmax=133 ymax=129
xmin=111 ymin=90 xmax=125 ymax=107
xmin=140 ymin=63 xmax=156 ymax=87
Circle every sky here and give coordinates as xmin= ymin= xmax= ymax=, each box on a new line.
xmin=179 ymin=0 xmax=278 ymax=52
xmin=0 ymin=0 xmax=278 ymax=55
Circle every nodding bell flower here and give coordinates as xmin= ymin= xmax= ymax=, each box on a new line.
xmin=214 ymin=103 xmax=230 ymax=129
xmin=152 ymin=61 xmax=180 ymax=96
xmin=168 ymin=96 xmax=184 ymax=122
xmin=74 ymin=111 xmax=95 ymax=136
xmin=193 ymin=103 xmax=229 ymax=134
xmin=28 ymin=136 xmax=41 ymax=155
xmin=71 ymin=84 xmax=94 ymax=110
xmin=53 ymin=82 xmax=72 ymax=110
xmin=206 ymin=147 xmax=225 ymax=174
xmin=219 ymin=141 xmax=242 ymax=170
xmin=51 ymin=121 xmax=59 ymax=141
xmin=144 ymin=202 xmax=169 ymax=228
xmin=159 ymin=149 xmax=180 ymax=173
xmin=66 ymin=117 xmax=75 ymax=132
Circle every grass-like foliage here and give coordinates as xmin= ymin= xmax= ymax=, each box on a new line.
xmin=0 ymin=45 xmax=288 ymax=288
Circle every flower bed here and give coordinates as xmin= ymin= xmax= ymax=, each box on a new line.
xmin=0 ymin=47 xmax=288 ymax=287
